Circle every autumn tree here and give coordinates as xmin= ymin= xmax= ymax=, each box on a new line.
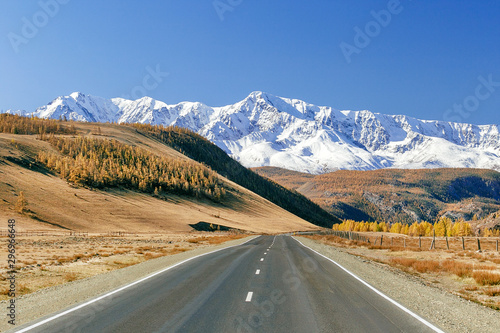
xmin=15 ymin=191 xmax=27 ymax=214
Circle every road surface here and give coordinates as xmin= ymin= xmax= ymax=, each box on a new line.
xmin=14 ymin=235 xmax=443 ymax=332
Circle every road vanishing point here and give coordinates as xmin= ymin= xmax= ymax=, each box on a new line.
xmin=14 ymin=235 xmax=444 ymax=333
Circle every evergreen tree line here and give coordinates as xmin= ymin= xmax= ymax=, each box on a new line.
xmin=0 ymin=114 xmax=76 ymax=135
xmin=127 ymin=123 xmax=341 ymax=228
xmin=37 ymin=135 xmax=226 ymax=201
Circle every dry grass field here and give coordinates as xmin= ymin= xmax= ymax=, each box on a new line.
xmin=0 ymin=232 xmax=246 ymax=301
xmin=305 ymin=233 xmax=500 ymax=310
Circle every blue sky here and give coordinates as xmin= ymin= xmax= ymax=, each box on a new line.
xmin=0 ymin=0 xmax=499 ymax=125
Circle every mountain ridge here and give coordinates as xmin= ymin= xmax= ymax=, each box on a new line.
xmin=4 ymin=91 xmax=500 ymax=174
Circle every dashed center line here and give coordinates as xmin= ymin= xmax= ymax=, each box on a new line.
xmin=264 ymin=252 xmax=267 ymax=255
xmin=245 ymin=292 xmax=253 ymax=302
xmin=260 ymin=258 xmax=264 ymax=261
xmin=256 ymin=269 xmax=260 ymax=275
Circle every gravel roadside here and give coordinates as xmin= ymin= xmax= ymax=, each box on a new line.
xmin=1 ymin=235 xmax=258 ymax=333
xmin=295 ymin=236 xmax=500 ymax=333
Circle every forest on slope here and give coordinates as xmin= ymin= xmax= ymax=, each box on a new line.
xmin=253 ymin=166 xmax=500 ymax=226
xmin=128 ymin=123 xmax=341 ymax=227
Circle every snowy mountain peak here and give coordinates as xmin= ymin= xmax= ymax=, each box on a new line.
xmin=3 ymin=92 xmax=500 ymax=174
xmin=69 ymin=91 xmax=84 ymax=100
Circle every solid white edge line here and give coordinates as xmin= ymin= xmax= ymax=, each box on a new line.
xmin=292 ymin=236 xmax=445 ymax=333
xmin=245 ymin=291 xmax=253 ymax=302
xmin=16 ymin=235 xmax=261 ymax=333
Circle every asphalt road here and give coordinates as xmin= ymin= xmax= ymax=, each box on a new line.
xmin=15 ymin=235 xmax=443 ymax=333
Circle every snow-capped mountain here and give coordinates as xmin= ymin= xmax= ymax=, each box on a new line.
xmin=4 ymin=91 xmax=500 ymax=174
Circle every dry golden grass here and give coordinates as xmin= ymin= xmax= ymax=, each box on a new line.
xmin=473 ymin=271 xmax=500 ymax=286
xmin=483 ymin=287 xmax=500 ymax=296
xmin=0 ymin=232 xmax=247 ymax=300
xmin=187 ymin=234 xmax=246 ymax=245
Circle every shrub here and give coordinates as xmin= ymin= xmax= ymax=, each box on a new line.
xmin=441 ymin=260 xmax=473 ymax=278
xmin=65 ymin=272 xmax=79 ymax=282
xmin=473 ymin=271 xmax=500 ymax=286
xmin=483 ymin=287 xmax=500 ymax=296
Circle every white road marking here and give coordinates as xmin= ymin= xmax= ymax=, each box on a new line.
xmin=292 ymin=237 xmax=446 ymax=333
xmin=15 ymin=236 xmax=261 ymax=333
xmin=246 ymin=292 xmax=253 ymax=302
xmin=270 ymin=235 xmax=277 ymax=247
xmin=264 ymin=252 xmax=267 ymax=255
xmin=256 ymin=269 xmax=260 ymax=275
xmin=260 ymin=258 xmax=264 ymax=261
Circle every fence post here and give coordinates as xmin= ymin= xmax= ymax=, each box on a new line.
xmin=419 ymin=236 xmax=421 ymax=249
xmin=445 ymin=236 xmax=449 ymax=250
xmin=497 ymin=239 xmax=499 ymax=252
xmin=462 ymin=237 xmax=465 ymax=250
xmin=404 ymin=238 xmax=406 ymax=248
xmin=477 ymin=238 xmax=481 ymax=252
xmin=380 ymin=235 xmax=384 ymax=246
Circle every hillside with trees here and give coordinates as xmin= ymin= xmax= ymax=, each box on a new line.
xmin=0 ymin=115 xmax=336 ymax=232
xmin=253 ymin=166 xmax=500 ymax=228
xmin=37 ymin=136 xmax=226 ymax=202
xmin=128 ymin=123 xmax=341 ymax=227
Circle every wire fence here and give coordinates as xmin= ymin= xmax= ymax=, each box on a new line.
xmin=297 ymin=229 xmax=500 ymax=252
xmin=0 ymin=230 xmax=135 ymax=237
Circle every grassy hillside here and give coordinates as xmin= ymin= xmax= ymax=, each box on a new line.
xmin=0 ymin=115 xmax=327 ymax=233
xmin=253 ymin=166 xmax=500 ymax=224
xmin=128 ymin=123 xmax=341 ymax=227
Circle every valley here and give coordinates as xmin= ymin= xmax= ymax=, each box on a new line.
xmin=253 ymin=166 xmax=500 ymax=230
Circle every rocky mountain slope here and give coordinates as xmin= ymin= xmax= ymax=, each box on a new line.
xmin=4 ymin=91 xmax=500 ymax=174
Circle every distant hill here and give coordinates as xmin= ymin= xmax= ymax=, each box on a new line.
xmin=253 ymin=166 xmax=500 ymax=224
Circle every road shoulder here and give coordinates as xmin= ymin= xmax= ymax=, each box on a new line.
xmin=1 ymin=235 xmax=257 ymax=332
xmin=295 ymin=236 xmax=500 ymax=333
